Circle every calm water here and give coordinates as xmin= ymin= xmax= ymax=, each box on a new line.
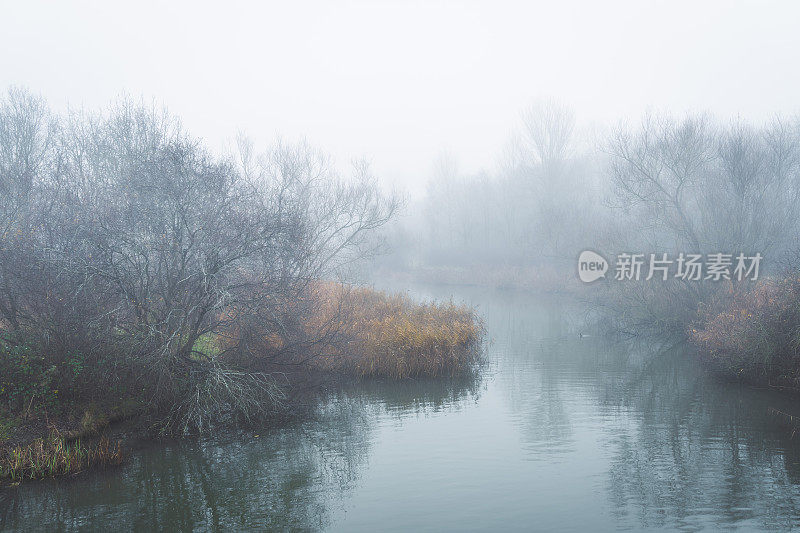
xmin=3 ymin=285 xmax=800 ymax=531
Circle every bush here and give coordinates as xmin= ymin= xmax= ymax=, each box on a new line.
xmin=690 ymin=276 xmax=800 ymax=388
xmin=0 ymin=334 xmax=58 ymax=412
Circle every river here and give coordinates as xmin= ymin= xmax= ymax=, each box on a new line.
xmin=2 ymin=284 xmax=800 ymax=531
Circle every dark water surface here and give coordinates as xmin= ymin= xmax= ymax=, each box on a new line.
xmin=3 ymin=285 xmax=800 ymax=531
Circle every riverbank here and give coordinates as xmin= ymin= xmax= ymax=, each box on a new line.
xmin=387 ymin=263 xmax=800 ymax=395
xmin=0 ymin=284 xmax=484 ymax=484
xmin=5 ymin=286 xmax=799 ymax=531
xmin=689 ymin=275 xmax=800 ymax=392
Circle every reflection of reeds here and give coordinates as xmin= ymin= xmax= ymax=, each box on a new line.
xmin=0 ymin=433 xmax=123 ymax=481
xmin=311 ymin=283 xmax=485 ymax=379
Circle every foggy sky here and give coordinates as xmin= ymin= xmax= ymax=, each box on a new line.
xmin=2 ymin=0 xmax=799 ymax=196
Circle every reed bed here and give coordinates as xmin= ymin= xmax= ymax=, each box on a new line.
xmin=310 ymin=283 xmax=485 ymax=379
xmin=0 ymin=434 xmax=123 ymax=482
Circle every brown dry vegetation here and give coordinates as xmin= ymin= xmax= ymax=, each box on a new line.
xmin=690 ymin=277 xmax=800 ymax=389
xmin=310 ymin=283 xmax=484 ymax=379
xmin=219 ymin=282 xmax=485 ymax=380
xmin=0 ymin=282 xmax=484 ymax=482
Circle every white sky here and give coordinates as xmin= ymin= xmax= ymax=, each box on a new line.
xmin=2 ymin=0 xmax=799 ymax=196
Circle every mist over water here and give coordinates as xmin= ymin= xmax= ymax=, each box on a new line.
xmin=4 ymin=2 xmax=800 ymax=531
xmin=3 ymin=285 xmax=800 ymax=531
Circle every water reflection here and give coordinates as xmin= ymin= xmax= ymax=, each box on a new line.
xmin=0 ymin=369 xmax=481 ymax=532
xmin=3 ymin=286 xmax=800 ymax=531
xmin=597 ymin=340 xmax=800 ymax=530
xmin=0 ymin=400 xmax=372 ymax=531
xmin=410 ymin=285 xmax=800 ymax=530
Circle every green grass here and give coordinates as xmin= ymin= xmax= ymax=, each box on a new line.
xmin=0 ymin=433 xmax=123 ymax=482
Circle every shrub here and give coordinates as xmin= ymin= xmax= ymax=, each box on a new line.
xmin=0 ymin=89 xmax=397 ymax=435
xmin=0 ymin=334 xmax=58 ymax=412
xmin=690 ymin=276 xmax=800 ymax=388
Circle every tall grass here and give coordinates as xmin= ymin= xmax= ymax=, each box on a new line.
xmin=310 ymin=284 xmax=485 ymax=379
xmin=0 ymin=434 xmax=123 ymax=482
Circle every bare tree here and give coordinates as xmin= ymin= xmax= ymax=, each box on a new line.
xmin=0 ymin=88 xmax=54 ymax=333
xmin=607 ymin=114 xmax=711 ymax=251
xmin=0 ymin=90 xmax=399 ymax=432
xmin=521 ymin=99 xmax=575 ymax=171
xmin=608 ymin=113 xmax=800 ymax=256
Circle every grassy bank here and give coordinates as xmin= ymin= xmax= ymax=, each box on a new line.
xmin=590 ymin=270 xmax=800 ymax=393
xmin=0 ymin=401 xmax=140 ymax=483
xmin=0 ymin=284 xmax=483 ymax=483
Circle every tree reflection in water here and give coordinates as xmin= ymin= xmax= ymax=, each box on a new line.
xmin=0 ymin=370 xmax=482 ymax=531
xmin=4 ymin=285 xmax=800 ymax=531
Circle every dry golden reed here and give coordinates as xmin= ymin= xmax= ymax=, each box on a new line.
xmin=309 ymin=283 xmax=484 ymax=379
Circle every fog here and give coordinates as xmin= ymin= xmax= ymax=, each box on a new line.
xmin=9 ymin=3 xmax=800 ymax=530
xmin=4 ymin=0 xmax=800 ymax=196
